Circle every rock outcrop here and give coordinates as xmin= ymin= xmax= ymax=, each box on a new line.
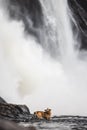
xmin=0 ymin=97 xmax=33 ymax=122
xmin=0 ymin=97 xmax=7 ymax=103
xmin=0 ymin=103 xmax=31 ymax=122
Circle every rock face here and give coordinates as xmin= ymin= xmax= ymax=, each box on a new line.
xmin=6 ymin=0 xmax=44 ymax=41
xmin=0 ymin=103 xmax=32 ymax=122
xmin=0 ymin=119 xmax=36 ymax=130
xmin=0 ymin=97 xmax=33 ymax=122
xmin=0 ymin=97 xmax=7 ymax=103
xmin=68 ymin=0 xmax=87 ymax=50
xmin=0 ymin=97 xmax=37 ymax=129
xmin=9 ymin=0 xmax=43 ymax=27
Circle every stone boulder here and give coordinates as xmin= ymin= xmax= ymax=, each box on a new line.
xmin=0 ymin=103 xmax=31 ymax=122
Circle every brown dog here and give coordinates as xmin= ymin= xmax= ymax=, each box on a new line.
xmin=34 ymin=108 xmax=51 ymax=120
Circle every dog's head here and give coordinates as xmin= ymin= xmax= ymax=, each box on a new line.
xmin=44 ymin=108 xmax=51 ymax=112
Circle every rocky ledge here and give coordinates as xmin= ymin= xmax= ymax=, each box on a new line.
xmin=0 ymin=97 xmax=34 ymax=122
xmin=0 ymin=97 xmax=37 ymax=130
xmin=0 ymin=97 xmax=87 ymax=130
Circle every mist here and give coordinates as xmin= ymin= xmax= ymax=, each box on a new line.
xmin=0 ymin=0 xmax=87 ymax=116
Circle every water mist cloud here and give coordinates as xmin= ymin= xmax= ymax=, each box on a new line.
xmin=0 ymin=0 xmax=87 ymax=116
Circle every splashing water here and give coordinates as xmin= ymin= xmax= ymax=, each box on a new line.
xmin=0 ymin=0 xmax=87 ymax=116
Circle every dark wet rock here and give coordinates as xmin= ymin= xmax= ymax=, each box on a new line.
xmin=0 ymin=97 xmax=7 ymax=103
xmin=0 ymin=97 xmax=37 ymax=122
xmin=5 ymin=0 xmax=44 ymax=41
xmin=9 ymin=0 xmax=43 ymax=27
xmin=68 ymin=0 xmax=87 ymax=50
xmin=27 ymin=116 xmax=87 ymax=130
xmin=0 ymin=119 xmax=37 ymax=130
xmin=0 ymin=103 xmax=33 ymax=122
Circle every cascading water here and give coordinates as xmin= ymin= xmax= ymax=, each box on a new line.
xmin=0 ymin=0 xmax=87 ymax=116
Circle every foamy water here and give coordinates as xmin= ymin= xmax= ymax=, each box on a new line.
xmin=0 ymin=0 xmax=87 ymax=116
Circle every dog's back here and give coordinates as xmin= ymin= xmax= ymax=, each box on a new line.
xmin=34 ymin=111 xmax=44 ymax=119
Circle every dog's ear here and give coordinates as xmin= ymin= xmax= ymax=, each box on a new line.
xmin=47 ymin=108 xmax=51 ymax=111
xmin=47 ymin=108 xmax=50 ymax=110
xmin=45 ymin=108 xmax=51 ymax=112
xmin=44 ymin=109 xmax=47 ymax=112
xmin=44 ymin=108 xmax=48 ymax=112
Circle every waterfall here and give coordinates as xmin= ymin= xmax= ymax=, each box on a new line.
xmin=0 ymin=0 xmax=87 ymax=116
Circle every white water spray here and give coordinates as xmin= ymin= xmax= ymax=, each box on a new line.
xmin=0 ymin=0 xmax=87 ymax=116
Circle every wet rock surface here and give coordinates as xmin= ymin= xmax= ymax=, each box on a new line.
xmin=6 ymin=0 xmax=44 ymax=42
xmin=25 ymin=116 xmax=87 ymax=130
xmin=68 ymin=0 xmax=87 ymax=50
xmin=0 ymin=97 xmax=33 ymax=122
xmin=0 ymin=103 xmax=33 ymax=122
